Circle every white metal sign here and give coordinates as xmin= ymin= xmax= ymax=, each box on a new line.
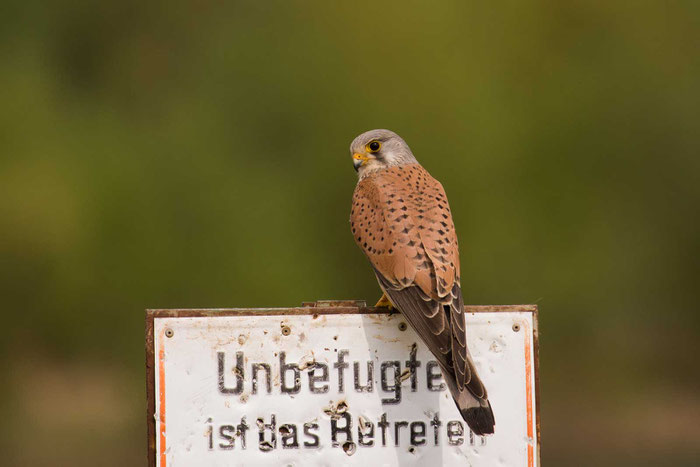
xmin=147 ymin=305 xmax=539 ymax=466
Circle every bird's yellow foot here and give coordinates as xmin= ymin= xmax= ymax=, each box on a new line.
xmin=375 ymin=293 xmax=394 ymax=310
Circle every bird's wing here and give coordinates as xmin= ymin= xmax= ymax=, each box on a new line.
xmin=350 ymin=164 xmax=486 ymax=399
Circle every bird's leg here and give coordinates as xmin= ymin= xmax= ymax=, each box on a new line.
xmin=375 ymin=292 xmax=394 ymax=310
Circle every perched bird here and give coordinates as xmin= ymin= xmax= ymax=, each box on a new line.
xmin=349 ymin=129 xmax=495 ymax=435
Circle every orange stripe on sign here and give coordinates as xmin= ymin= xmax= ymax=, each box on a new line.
xmin=523 ymin=319 xmax=534 ymax=467
xmin=159 ymin=329 xmax=167 ymax=467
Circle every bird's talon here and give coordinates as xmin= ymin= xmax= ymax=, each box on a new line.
xmin=375 ymin=294 xmax=394 ymax=310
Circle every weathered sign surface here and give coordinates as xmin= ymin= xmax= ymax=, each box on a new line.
xmin=146 ymin=304 xmax=539 ymax=466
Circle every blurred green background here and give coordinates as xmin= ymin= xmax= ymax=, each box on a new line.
xmin=1 ymin=1 xmax=699 ymax=465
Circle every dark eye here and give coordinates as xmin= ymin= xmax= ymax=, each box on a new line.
xmin=368 ymin=141 xmax=381 ymax=152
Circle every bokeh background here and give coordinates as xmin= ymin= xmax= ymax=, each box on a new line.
xmin=1 ymin=1 xmax=699 ymax=465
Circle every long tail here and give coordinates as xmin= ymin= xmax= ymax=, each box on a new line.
xmin=373 ymin=271 xmax=495 ymax=435
xmin=441 ymin=362 xmax=495 ymax=436
xmin=460 ymin=398 xmax=495 ymax=436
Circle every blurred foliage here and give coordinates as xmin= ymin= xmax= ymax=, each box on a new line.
xmin=1 ymin=1 xmax=699 ymax=465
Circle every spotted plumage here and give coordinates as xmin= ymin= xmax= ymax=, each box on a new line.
xmin=349 ymin=129 xmax=495 ymax=435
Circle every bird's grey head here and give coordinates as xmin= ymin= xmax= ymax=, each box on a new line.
xmin=350 ymin=129 xmax=417 ymax=178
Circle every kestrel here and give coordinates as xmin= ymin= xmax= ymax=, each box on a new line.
xmin=349 ymin=129 xmax=495 ymax=435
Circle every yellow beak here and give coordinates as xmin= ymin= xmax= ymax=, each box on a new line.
xmin=353 ymin=153 xmax=372 ymax=171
